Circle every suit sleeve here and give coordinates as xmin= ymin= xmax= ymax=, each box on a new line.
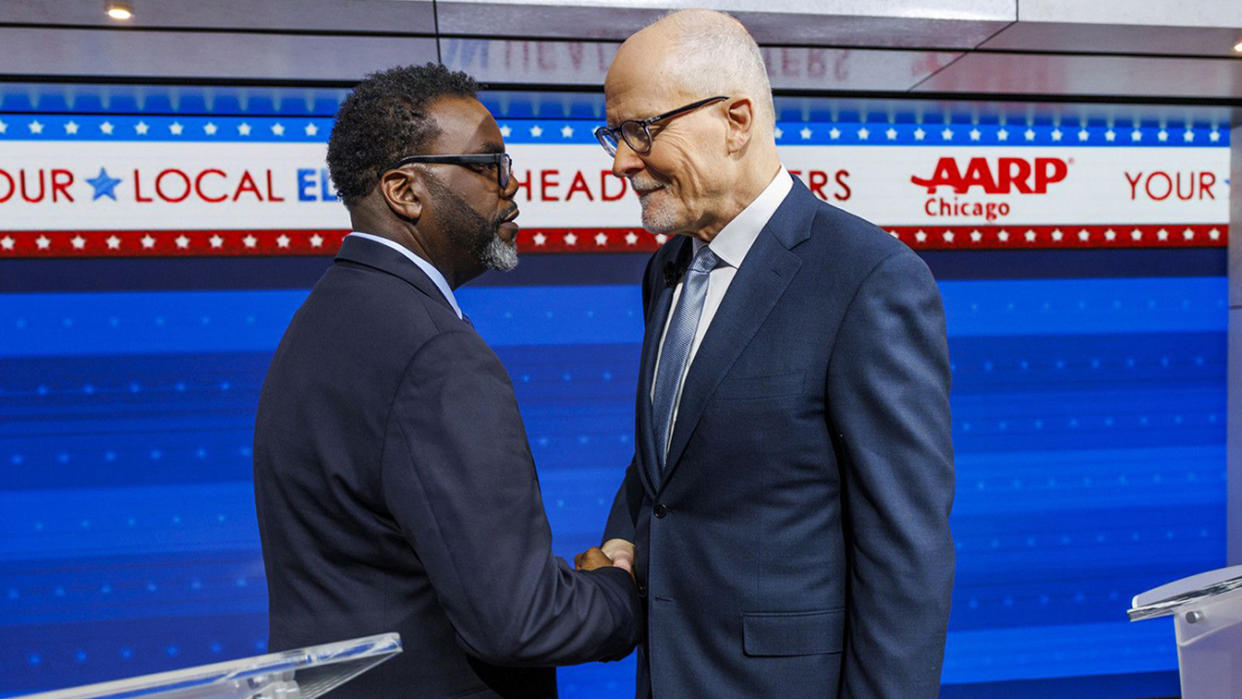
xmin=379 ymin=329 xmax=640 ymax=666
xmin=603 ymin=455 xmax=641 ymax=542
xmin=826 ymin=250 xmax=955 ymax=698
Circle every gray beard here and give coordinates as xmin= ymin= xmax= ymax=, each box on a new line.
xmin=425 ymin=173 xmax=519 ymax=272
xmin=479 ymin=231 xmax=519 ymax=271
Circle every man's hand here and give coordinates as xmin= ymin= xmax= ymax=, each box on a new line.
xmin=600 ymin=539 xmax=634 ymax=575
xmin=575 ymin=540 xmax=635 ymax=581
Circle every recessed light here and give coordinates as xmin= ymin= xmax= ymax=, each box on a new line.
xmin=105 ymin=1 xmax=134 ymax=20
xmin=1234 ymin=40 xmax=1242 ymax=53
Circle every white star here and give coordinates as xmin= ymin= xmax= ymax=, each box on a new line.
xmin=529 ymin=125 xmax=543 ymax=137
xmin=135 ymin=121 xmax=149 ymax=135
xmin=204 ymin=122 xmax=217 ymax=135
xmin=1209 ymin=228 xmax=1221 ymax=240
xmin=969 ymin=128 xmax=981 ymax=141
xmin=309 ymin=234 xmax=323 ymax=247
xmin=888 ymin=230 xmax=899 ymax=239
xmin=1078 ymin=129 xmax=1089 ymax=141
xmin=1051 ymin=128 xmax=1063 ymax=141
xmin=210 ymin=235 xmax=224 ymax=248
xmin=276 ymin=234 xmax=290 ymax=248
xmin=1 ymin=236 xmax=15 ymax=250
xmin=1209 ymin=130 xmax=1220 ymax=142
xmin=885 ymin=127 xmax=897 ymax=140
xmin=106 ymin=235 xmax=120 ymax=249
xmin=799 ymin=127 xmax=812 ymax=140
xmin=1157 ymin=228 xmax=1169 ymax=241
xmin=141 ymin=234 xmax=155 ymax=248
xmin=533 ymin=233 xmax=547 ymax=246
xmin=856 ymin=127 xmax=869 ymax=140
xmin=914 ymin=230 xmax=927 ymax=243
xmin=774 ymin=127 xmax=783 ymax=139
xmin=594 ymin=232 xmax=608 ymax=246
xmin=1183 ymin=130 xmax=1194 ymax=142
xmin=942 ymin=230 xmax=955 ymax=243
xmin=1051 ymin=229 xmax=1063 ymax=242
xmin=563 ymin=232 xmax=578 ymax=245
xmin=625 ymin=232 xmax=638 ymax=245
xmin=36 ymin=235 xmax=50 ymax=249
xmin=71 ymin=235 xmax=85 ymax=249
xmin=1024 ymin=230 xmax=1036 ymax=242
xmin=304 ymin=123 xmax=318 ymax=136
xmin=271 ymin=123 xmax=285 ymax=136
xmin=1105 ymin=129 xmax=1116 ymax=141
xmin=1078 ymin=229 xmax=1090 ymax=242
xmin=243 ymin=235 xmax=257 ymax=248
xmin=1024 ymin=128 xmax=1036 ymax=141
xmin=175 ymin=235 xmax=190 ymax=249
xmin=561 ymin=125 xmax=574 ymax=138
xmin=100 ymin=121 xmax=114 ymax=134
xmin=997 ymin=230 xmax=1009 ymax=242
xmin=29 ymin=120 xmax=44 ymax=134
xmin=1130 ymin=129 xmax=1142 ymax=141
xmin=1183 ymin=228 xmax=1195 ymax=241
xmin=499 ymin=125 xmax=512 ymax=137
xmin=65 ymin=121 xmax=79 ymax=134
xmin=829 ymin=127 xmax=840 ymax=140
xmin=655 ymin=234 xmax=668 ymax=244
xmin=1104 ymin=229 xmax=1117 ymax=241
xmin=238 ymin=123 xmax=252 ymax=136
xmin=1158 ymin=130 xmax=1168 ymax=142
xmin=1130 ymin=228 xmax=1143 ymax=241
xmin=970 ymin=230 xmax=982 ymax=243
xmin=0 ymin=119 xmax=7 ymax=134
xmin=169 ymin=121 xmax=183 ymax=135
xmin=914 ymin=127 xmax=926 ymax=141
xmin=997 ymin=128 xmax=1009 ymax=141
xmin=941 ymin=127 xmax=954 ymax=140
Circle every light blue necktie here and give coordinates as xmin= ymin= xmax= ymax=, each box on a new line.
xmin=652 ymin=246 xmax=720 ymax=470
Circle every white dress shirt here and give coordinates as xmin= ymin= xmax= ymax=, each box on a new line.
xmin=347 ymin=231 xmax=463 ymax=319
xmin=652 ymin=167 xmax=793 ymax=431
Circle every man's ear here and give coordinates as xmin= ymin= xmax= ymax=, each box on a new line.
xmin=723 ymin=96 xmax=755 ymax=153
xmin=378 ymin=167 xmax=424 ymax=222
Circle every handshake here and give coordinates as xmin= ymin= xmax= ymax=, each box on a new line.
xmin=574 ymin=538 xmax=636 ymax=580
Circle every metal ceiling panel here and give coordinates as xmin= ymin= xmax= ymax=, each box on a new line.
xmin=913 ymin=52 xmax=1242 ymax=100
xmin=434 ymin=0 xmax=1015 ymax=47
xmin=0 ymin=0 xmax=438 ymax=33
xmin=980 ymin=22 xmax=1242 ymax=57
xmin=0 ymin=27 xmax=439 ymax=81
xmin=1016 ymin=0 xmax=1242 ymax=28
xmin=440 ymin=37 xmax=961 ymax=91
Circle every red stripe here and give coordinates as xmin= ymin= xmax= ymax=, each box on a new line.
xmin=0 ymin=224 xmax=1227 ymax=258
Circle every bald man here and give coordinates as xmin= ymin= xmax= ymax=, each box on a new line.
xmin=588 ymin=10 xmax=954 ymax=698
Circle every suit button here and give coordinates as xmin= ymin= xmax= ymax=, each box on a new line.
xmin=637 ymin=582 xmax=648 ymax=598
xmin=653 ymin=503 xmax=668 ymax=518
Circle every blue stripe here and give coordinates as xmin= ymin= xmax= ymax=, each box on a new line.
xmin=1 ymin=114 xmax=1229 ymax=147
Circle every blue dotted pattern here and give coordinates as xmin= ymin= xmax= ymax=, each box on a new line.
xmin=0 ymin=274 xmax=1226 ymax=696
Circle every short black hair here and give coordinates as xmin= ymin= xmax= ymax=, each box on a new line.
xmin=327 ymin=63 xmax=479 ymax=206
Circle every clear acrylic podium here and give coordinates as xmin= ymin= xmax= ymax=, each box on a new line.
xmin=1129 ymin=565 xmax=1242 ymax=699
xmin=16 ymin=633 xmax=401 ymax=699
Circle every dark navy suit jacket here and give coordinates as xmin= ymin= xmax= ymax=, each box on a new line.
xmin=254 ymin=235 xmax=640 ymax=698
xmin=604 ymin=178 xmax=955 ymax=698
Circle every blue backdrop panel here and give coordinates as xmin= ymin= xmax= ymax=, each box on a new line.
xmin=0 ymin=271 xmax=1224 ymax=696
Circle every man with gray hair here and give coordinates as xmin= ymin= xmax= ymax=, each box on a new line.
xmin=588 ymin=9 xmax=955 ymax=697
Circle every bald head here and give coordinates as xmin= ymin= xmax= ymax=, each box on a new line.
xmin=610 ymin=10 xmax=775 ymax=137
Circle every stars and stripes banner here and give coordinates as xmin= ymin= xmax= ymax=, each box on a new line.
xmin=0 ymin=115 xmax=1229 ymax=258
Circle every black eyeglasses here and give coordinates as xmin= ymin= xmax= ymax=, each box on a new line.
xmin=384 ymin=152 xmax=513 ymax=189
xmin=594 ymin=96 xmax=728 ymax=157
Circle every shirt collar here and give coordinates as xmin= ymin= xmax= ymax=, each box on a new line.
xmin=693 ymin=166 xmax=793 ymax=267
xmin=346 ymin=231 xmax=463 ymax=319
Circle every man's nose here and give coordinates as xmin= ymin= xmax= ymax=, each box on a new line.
xmin=611 ymin=140 xmax=644 ymax=179
xmin=501 ymin=171 xmax=519 ymax=199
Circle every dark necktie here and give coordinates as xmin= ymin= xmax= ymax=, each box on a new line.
xmin=651 ymin=246 xmax=720 ymax=470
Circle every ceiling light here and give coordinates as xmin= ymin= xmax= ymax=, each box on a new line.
xmin=1234 ymin=40 xmax=1242 ymax=53
xmin=105 ymin=1 xmax=134 ymax=20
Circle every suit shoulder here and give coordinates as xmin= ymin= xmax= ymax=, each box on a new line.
xmin=807 ymin=198 xmax=913 ymax=265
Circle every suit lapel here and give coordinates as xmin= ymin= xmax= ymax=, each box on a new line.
xmin=334 ymin=235 xmax=459 ymax=316
xmin=636 ymin=238 xmax=691 ymax=493
xmin=659 ymin=182 xmax=815 ymax=488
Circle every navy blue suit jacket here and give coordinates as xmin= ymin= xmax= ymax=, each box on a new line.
xmin=604 ymin=179 xmax=954 ymax=698
xmin=254 ymin=235 xmax=640 ymax=698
